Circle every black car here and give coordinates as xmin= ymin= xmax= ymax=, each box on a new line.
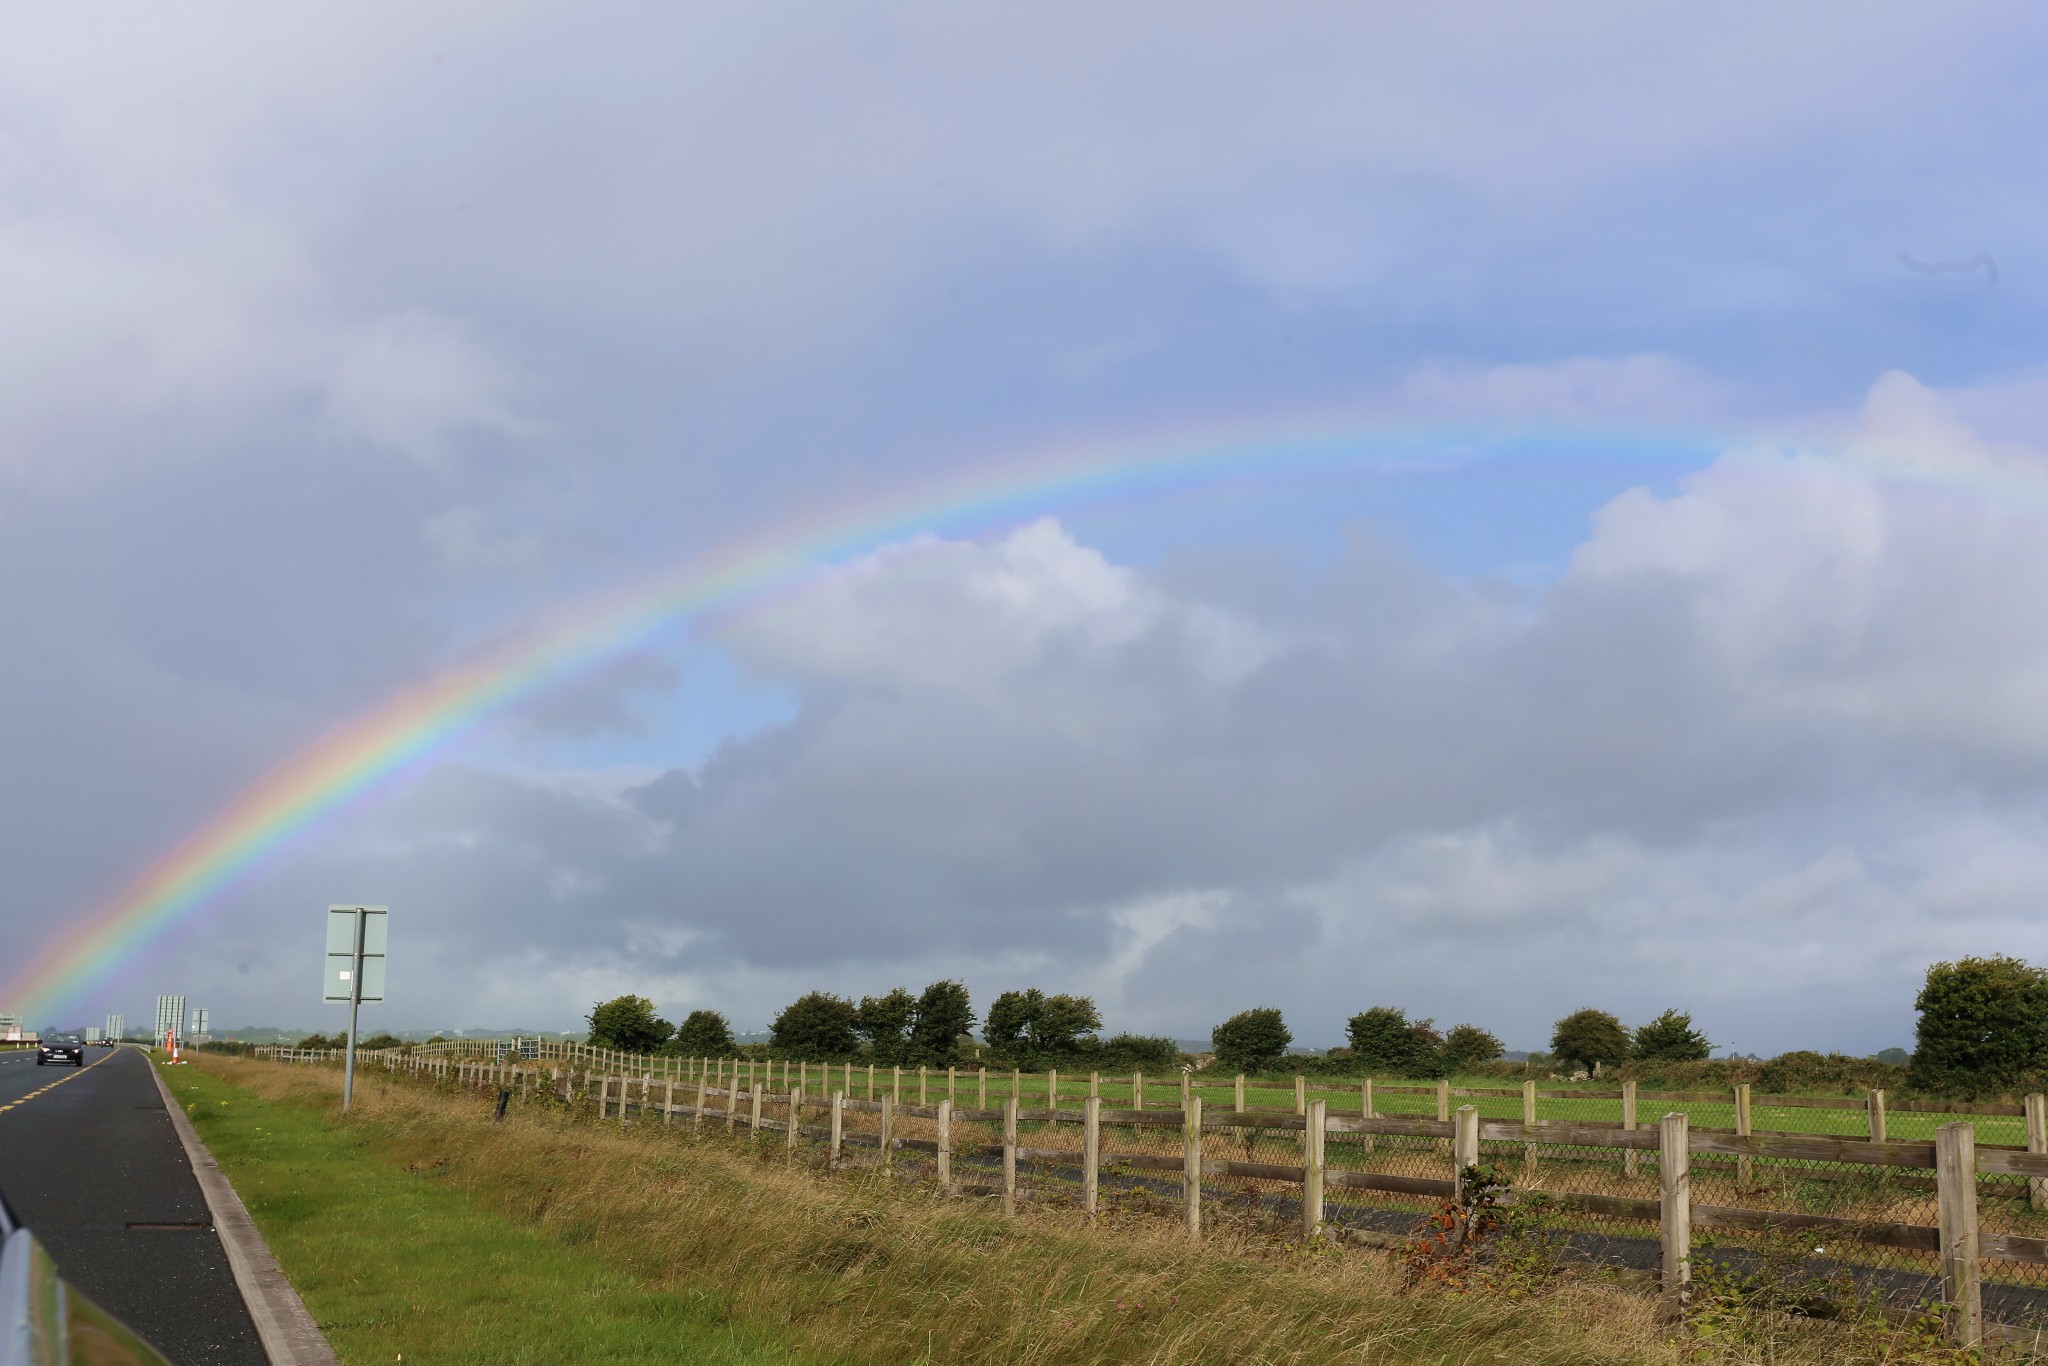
xmin=37 ymin=1033 xmax=84 ymax=1066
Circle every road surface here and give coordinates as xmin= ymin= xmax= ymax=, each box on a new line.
xmin=0 ymin=1045 xmax=266 ymax=1365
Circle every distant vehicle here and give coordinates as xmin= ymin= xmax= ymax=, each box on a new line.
xmin=37 ymin=1035 xmax=84 ymax=1067
xmin=1 ymin=1183 xmax=172 ymax=1364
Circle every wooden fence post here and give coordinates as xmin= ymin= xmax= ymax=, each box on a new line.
xmin=1183 ymin=1095 xmax=1203 ymax=1241
xmin=948 ymin=1065 xmax=957 ymax=1104
xmin=598 ymin=1075 xmax=611 ymax=1119
xmin=1936 ymin=1121 xmax=1983 ymax=1347
xmin=694 ymin=1073 xmax=707 ymax=1132
xmin=935 ymin=1099 xmax=953 ymax=1190
xmin=918 ymin=1066 xmax=928 ymax=1106
xmin=1133 ymin=1071 xmax=1143 ymax=1109
xmin=1735 ymin=1084 xmax=1753 ymax=1189
xmin=1180 ymin=1069 xmax=1190 ymax=1109
xmin=1049 ymin=1068 xmax=1058 ymax=1112
xmin=1623 ymin=1080 xmax=1638 ymax=1178
xmin=880 ymin=1094 xmax=895 ymax=1170
xmin=798 ymin=1060 xmax=807 ymax=1093
xmin=1453 ymin=1104 xmax=1479 ymax=1199
xmin=978 ymin=1066 xmax=987 ymax=1110
xmin=725 ymin=1079 xmax=739 ymax=1131
xmin=867 ymin=1063 xmax=875 ymax=1100
xmin=830 ymin=1091 xmax=844 ymax=1166
xmin=664 ymin=1078 xmax=675 ymax=1125
xmin=1867 ymin=1088 xmax=1887 ymax=1144
xmin=1083 ymin=1096 xmax=1101 ymax=1216
xmin=1303 ymin=1098 xmax=1326 ymax=1238
xmin=2028 ymin=1094 xmax=2047 ymax=1212
xmin=1002 ymin=1097 xmax=1018 ymax=1216
xmin=1436 ymin=1079 xmax=1451 ymax=1156
xmin=1522 ymin=1079 xmax=1538 ymax=1182
xmin=1090 ymin=1071 xmax=1100 ymax=1099
xmin=1012 ymin=1067 xmax=1022 ymax=1106
xmin=1294 ymin=1075 xmax=1306 ymax=1116
xmin=843 ymin=1061 xmax=852 ymax=1098
xmin=1235 ymin=1074 xmax=1246 ymax=1113
xmin=1659 ymin=1112 xmax=1691 ymax=1323
xmin=787 ymin=1087 xmax=803 ymax=1151
xmin=750 ymin=1083 xmax=764 ymax=1138
xmin=892 ymin=1066 xmax=902 ymax=1104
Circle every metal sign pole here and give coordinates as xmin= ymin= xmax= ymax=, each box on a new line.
xmin=343 ymin=908 xmax=365 ymax=1111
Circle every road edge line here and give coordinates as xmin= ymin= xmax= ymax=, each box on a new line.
xmin=145 ymin=1053 xmax=340 ymax=1366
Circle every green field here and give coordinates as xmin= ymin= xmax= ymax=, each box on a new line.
xmin=163 ymin=1063 xmax=804 ymax=1364
xmin=526 ymin=1058 xmax=2027 ymax=1146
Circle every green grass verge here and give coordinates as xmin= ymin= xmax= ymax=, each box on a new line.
xmin=163 ymin=1065 xmax=809 ymax=1364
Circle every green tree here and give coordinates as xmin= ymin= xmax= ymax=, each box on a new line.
xmin=983 ymin=988 xmax=1103 ymax=1064
xmin=910 ymin=980 xmax=976 ymax=1064
xmin=1098 ymin=1033 xmax=1181 ymax=1069
xmin=667 ymin=1009 xmax=735 ymax=1056
xmin=358 ymin=1032 xmax=405 ymax=1051
xmin=1550 ymin=1008 xmax=1631 ymax=1074
xmin=1632 ymin=1009 xmax=1713 ymax=1063
xmin=1211 ymin=1007 xmax=1292 ymax=1073
xmin=1439 ymin=1023 xmax=1504 ymax=1073
xmin=1345 ymin=1006 xmax=1442 ymax=1077
xmin=586 ymin=995 xmax=674 ymax=1054
xmin=770 ymin=992 xmax=861 ymax=1061
xmin=856 ymin=988 xmax=918 ymax=1065
xmin=1911 ymin=956 xmax=2048 ymax=1096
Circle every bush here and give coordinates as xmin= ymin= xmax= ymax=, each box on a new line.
xmin=1346 ymin=1007 xmax=1445 ymax=1078
xmin=1549 ymin=1009 xmax=1630 ymax=1075
xmin=855 ymin=988 xmax=918 ymax=1066
xmin=666 ymin=1009 xmax=735 ymax=1057
xmin=770 ymin=992 xmax=861 ymax=1062
xmin=587 ymin=995 xmax=674 ymax=1054
xmin=910 ymin=980 xmax=976 ymax=1065
xmin=1093 ymin=1033 xmax=1182 ymax=1070
xmin=1911 ymin=955 xmax=2048 ymax=1097
xmin=1440 ymin=1024 xmax=1505 ymax=1073
xmin=1211 ymin=1008 xmax=1292 ymax=1073
xmin=1631 ymin=1009 xmax=1713 ymax=1063
xmin=983 ymin=989 xmax=1103 ymax=1067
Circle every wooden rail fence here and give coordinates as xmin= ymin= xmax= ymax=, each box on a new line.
xmin=250 ymin=1045 xmax=2048 ymax=1348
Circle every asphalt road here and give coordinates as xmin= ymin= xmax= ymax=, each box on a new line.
xmin=0 ymin=1046 xmax=266 ymax=1365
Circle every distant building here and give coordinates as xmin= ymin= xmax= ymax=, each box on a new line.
xmin=0 ymin=1012 xmax=22 ymax=1042
xmin=85 ymin=1027 xmax=101 ymax=1042
xmin=155 ymin=995 xmax=186 ymax=1045
xmin=105 ymin=1013 xmax=124 ymax=1041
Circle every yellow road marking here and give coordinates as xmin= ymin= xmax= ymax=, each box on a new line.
xmin=0 ymin=1050 xmax=114 ymax=1117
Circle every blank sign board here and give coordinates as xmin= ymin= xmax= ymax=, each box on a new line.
xmin=323 ymin=904 xmax=388 ymax=1002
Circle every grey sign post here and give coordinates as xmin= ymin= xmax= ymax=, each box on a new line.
xmin=324 ymin=905 xmax=388 ymax=1111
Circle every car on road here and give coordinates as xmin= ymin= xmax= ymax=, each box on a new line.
xmin=36 ymin=1034 xmax=84 ymax=1067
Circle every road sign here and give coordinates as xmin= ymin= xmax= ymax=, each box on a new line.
xmin=324 ymin=906 xmax=388 ymax=1002
xmin=325 ymin=904 xmax=389 ymax=1112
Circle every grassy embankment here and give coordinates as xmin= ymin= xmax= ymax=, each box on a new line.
xmin=170 ymin=1054 xmax=1681 ymax=1365
xmin=169 ymin=1054 xmax=2007 ymax=1365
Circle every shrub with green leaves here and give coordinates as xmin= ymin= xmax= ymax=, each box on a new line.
xmin=666 ymin=1009 xmax=735 ymax=1057
xmin=1631 ymin=1009 xmax=1713 ymax=1063
xmin=586 ymin=994 xmax=674 ymax=1054
xmin=1549 ymin=1008 xmax=1630 ymax=1074
xmin=1439 ymin=1023 xmax=1505 ymax=1073
xmin=1345 ymin=1006 xmax=1444 ymax=1077
xmin=770 ymin=991 xmax=861 ymax=1061
xmin=1211 ymin=1007 xmax=1292 ymax=1073
xmin=1910 ymin=955 xmax=2048 ymax=1096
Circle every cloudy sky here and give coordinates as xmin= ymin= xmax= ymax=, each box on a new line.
xmin=7 ymin=4 xmax=2048 ymax=1052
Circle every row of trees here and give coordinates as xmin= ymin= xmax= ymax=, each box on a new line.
xmin=575 ymin=956 xmax=2048 ymax=1098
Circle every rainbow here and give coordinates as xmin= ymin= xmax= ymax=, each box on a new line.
xmin=2 ymin=408 xmax=2029 ymax=1020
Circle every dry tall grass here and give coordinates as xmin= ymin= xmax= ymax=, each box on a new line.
xmin=194 ymin=1056 xmax=1999 ymax=1365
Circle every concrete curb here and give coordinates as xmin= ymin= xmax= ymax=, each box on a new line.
xmin=145 ymin=1055 xmax=340 ymax=1366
